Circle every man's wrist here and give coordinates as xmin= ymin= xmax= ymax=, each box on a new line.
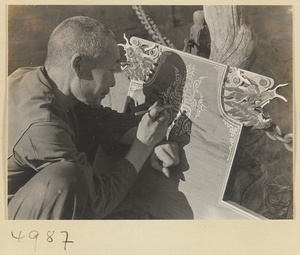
xmin=124 ymin=138 xmax=154 ymax=173
xmin=132 ymin=138 xmax=154 ymax=154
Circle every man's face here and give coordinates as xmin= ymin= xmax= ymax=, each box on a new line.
xmin=72 ymin=37 xmax=120 ymax=108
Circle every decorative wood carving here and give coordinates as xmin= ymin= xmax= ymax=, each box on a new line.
xmin=111 ymin=6 xmax=290 ymax=219
xmin=116 ymin=36 xmax=289 ymax=219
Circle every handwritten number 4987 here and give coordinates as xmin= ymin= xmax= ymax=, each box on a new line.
xmin=11 ymin=230 xmax=74 ymax=251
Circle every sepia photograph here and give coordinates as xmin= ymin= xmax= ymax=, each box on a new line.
xmin=2 ymin=2 xmax=298 ymax=254
xmin=7 ymin=4 xmax=293 ymax=220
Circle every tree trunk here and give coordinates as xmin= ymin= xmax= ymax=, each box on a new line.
xmin=204 ymin=5 xmax=256 ymax=69
xmin=203 ymin=6 xmax=289 ymax=218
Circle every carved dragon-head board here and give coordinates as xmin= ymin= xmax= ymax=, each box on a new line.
xmin=118 ymin=36 xmax=291 ymax=150
xmin=222 ymin=67 xmax=288 ymax=130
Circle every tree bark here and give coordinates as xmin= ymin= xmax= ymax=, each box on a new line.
xmin=204 ymin=5 xmax=256 ymax=69
xmin=204 ymin=6 xmax=270 ymax=216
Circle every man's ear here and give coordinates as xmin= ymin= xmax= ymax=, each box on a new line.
xmin=71 ymin=53 xmax=83 ymax=77
xmin=71 ymin=54 xmax=93 ymax=80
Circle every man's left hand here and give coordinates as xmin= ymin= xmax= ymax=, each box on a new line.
xmin=149 ymin=142 xmax=180 ymax=177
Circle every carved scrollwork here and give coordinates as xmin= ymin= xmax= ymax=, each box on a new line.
xmin=222 ymin=67 xmax=288 ymax=130
xmin=118 ymin=34 xmax=163 ymax=83
xmin=119 ymin=37 xmax=291 ymax=150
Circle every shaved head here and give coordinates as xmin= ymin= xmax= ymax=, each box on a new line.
xmin=45 ymin=16 xmax=114 ymax=70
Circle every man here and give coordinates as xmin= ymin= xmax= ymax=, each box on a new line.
xmin=8 ymin=16 xmax=179 ymax=219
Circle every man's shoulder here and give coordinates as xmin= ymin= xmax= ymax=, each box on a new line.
xmin=9 ymin=67 xmax=42 ymax=81
xmin=8 ymin=66 xmax=53 ymax=115
xmin=8 ymin=66 xmax=50 ymax=94
xmin=8 ymin=66 xmax=72 ymax=155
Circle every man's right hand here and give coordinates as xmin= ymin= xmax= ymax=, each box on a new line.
xmin=150 ymin=141 xmax=180 ymax=178
xmin=136 ymin=102 xmax=170 ymax=147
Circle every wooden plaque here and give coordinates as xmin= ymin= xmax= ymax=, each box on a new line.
xmin=111 ymin=37 xmax=286 ymax=219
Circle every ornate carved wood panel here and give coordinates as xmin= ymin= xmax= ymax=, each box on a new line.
xmin=111 ymin=37 xmax=286 ymax=219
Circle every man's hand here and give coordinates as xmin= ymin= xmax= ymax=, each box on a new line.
xmin=150 ymin=142 xmax=180 ymax=177
xmin=125 ymin=102 xmax=170 ymax=173
xmin=136 ymin=102 xmax=170 ymax=147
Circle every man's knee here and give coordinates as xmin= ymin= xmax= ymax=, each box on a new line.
xmin=9 ymin=161 xmax=90 ymax=220
xmin=43 ymin=161 xmax=89 ymax=193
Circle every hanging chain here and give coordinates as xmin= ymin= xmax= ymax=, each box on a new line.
xmin=266 ymin=124 xmax=293 ymax=152
xmin=132 ymin=5 xmax=175 ymax=49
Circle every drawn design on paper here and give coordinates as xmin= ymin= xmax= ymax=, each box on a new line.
xmin=169 ymin=113 xmax=192 ymax=138
xmin=158 ymin=65 xmax=186 ymax=124
xmin=167 ymin=64 xmax=208 ymax=138
xmin=119 ymin=36 xmax=208 ymax=138
xmin=223 ymin=119 xmax=238 ymax=161
xmin=181 ymin=64 xmax=208 ymax=120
